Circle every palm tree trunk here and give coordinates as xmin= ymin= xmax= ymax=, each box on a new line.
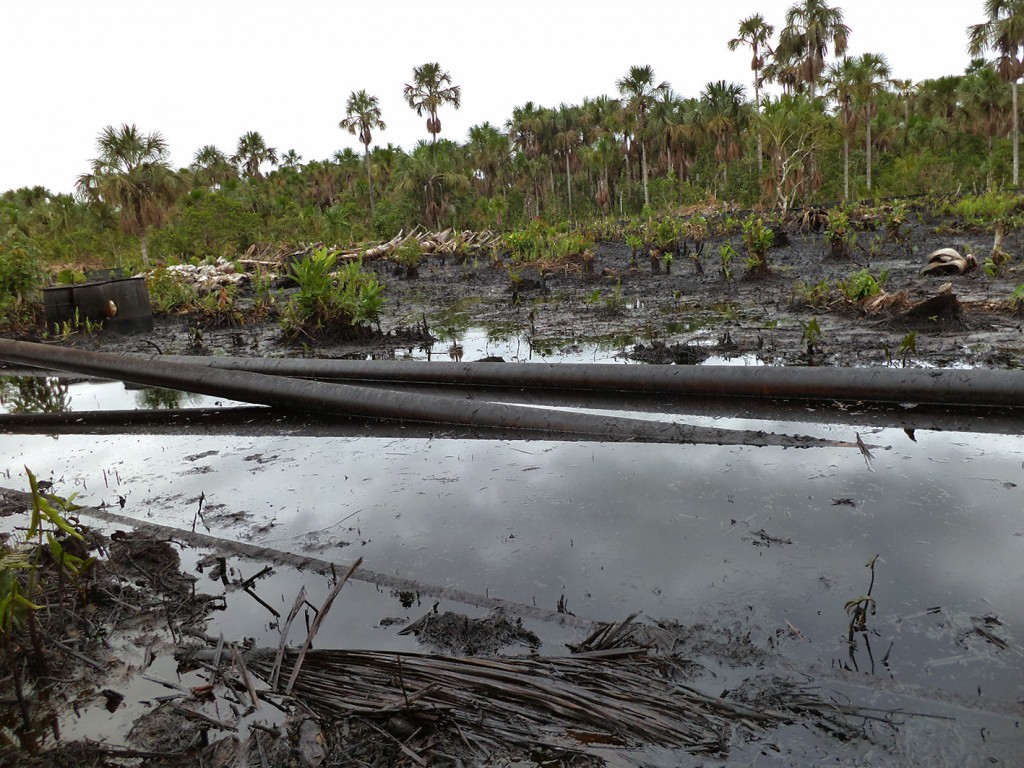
xmin=140 ymin=233 xmax=150 ymax=268
xmin=755 ymin=81 xmax=763 ymax=176
xmin=565 ymin=155 xmax=573 ymax=218
xmin=1013 ymin=81 xmax=1020 ymax=187
xmin=866 ymin=107 xmax=873 ymax=192
xmin=843 ymin=137 xmax=850 ymax=201
xmin=363 ymin=145 xmax=375 ymax=217
xmin=640 ymin=141 xmax=650 ymax=208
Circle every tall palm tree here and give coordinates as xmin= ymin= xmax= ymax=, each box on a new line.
xmin=959 ymin=60 xmax=1012 ymax=187
xmin=232 ymin=131 xmax=278 ymax=180
xmin=777 ymin=0 xmax=850 ymax=99
xmin=824 ymin=57 xmax=859 ymax=200
xmin=850 ymin=53 xmax=892 ymax=192
xmin=728 ymin=13 xmax=775 ymax=173
xmin=583 ymin=135 xmax=622 ymax=215
xmin=507 ymin=102 xmax=549 ymax=217
xmin=968 ymin=0 xmax=1024 ymax=186
xmin=75 ymin=124 xmax=183 ymax=265
xmin=403 ymin=63 xmax=461 ymax=145
xmin=701 ymin=81 xmax=749 ymax=188
xmin=616 ymin=65 xmax=670 ymax=208
xmin=466 ymin=122 xmax=509 ymax=198
xmin=553 ymin=104 xmax=582 ymax=217
xmin=339 ymin=89 xmax=387 ymax=216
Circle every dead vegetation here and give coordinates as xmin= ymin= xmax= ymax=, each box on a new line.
xmin=1 ymin=483 xmax=911 ymax=768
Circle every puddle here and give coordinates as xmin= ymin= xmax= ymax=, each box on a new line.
xmin=2 ymin=371 xmax=1023 ymax=763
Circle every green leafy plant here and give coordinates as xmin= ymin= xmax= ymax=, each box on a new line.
xmin=719 ymin=243 xmax=737 ymax=283
xmin=1 ymin=468 xmax=89 ymax=637
xmin=836 ymin=268 xmax=889 ymax=302
xmin=625 ymin=234 xmax=643 ymax=269
xmin=147 ymin=266 xmax=199 ymax=314
xmin=790 ymin=280 xmax=832 ymax=309
xmin=824 ymin=208 xmax=856 ymax=258
xmin=742 ymin=216 xmax=774 ymax=275
xmin=280 ymin=247 xmax=384 ymax=338
xmin=896 ymin=331 xmax=917 ymax=367
xmin=0 ymin=233 xmax=43 ymax=331
xmin=884 ymin=201 xmax=907 ymax=243
xmin=1010 ymin=284 xmax=1024 ymax=311
xmin=603 ymin=280 xmax=625 ymax=312
xmin=394 ymin=238 xmax=424 ymax=276
xmin=801 ymin=317 xmax=823 ymax=357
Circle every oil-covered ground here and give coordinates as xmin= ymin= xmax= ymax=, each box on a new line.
xmin=1 ymin=208 xmax=1024 ymax=766
xmin=43 ymin=206 xmax=1024 ymax=370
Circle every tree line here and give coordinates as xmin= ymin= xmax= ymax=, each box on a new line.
xmin=2 ymin=0 xmax=1022 ymax=270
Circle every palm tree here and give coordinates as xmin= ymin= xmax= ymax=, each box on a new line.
xmin=701 ymin=81 xmax=748 ymax=188
xmin=466 ymin=122 xmax=509 ymax=198
xmin=968 ymin=0 xmax=1024 ymax=186
xmin=232 ymin=131 xmax=278 ymax=180
xmin=553 ymin=104 xmax=582 ymax=217
xmin=280 ymin=149 xmax=304 ymax=171
xmin=403 ymin=63 xmax=461 ymax=145
xmin=728 ymin=13 xmax=775 ymax=173
xmin=339 ymin=89 xmax=387 ymax=216
xmin=959 ymin=60 xmax=1012 ymax=187
xmin=190 ymin=145 xmax=236 ymax=189
xmin=616 ymin=65 xmax=669 ymax=208
xmin=850 ymin=53 xmax=892 ymax=192
xmin=777 ymin=0 xmax=850 ymax=99
xmin=393 ymin=141 xmax=469 ymax=229
xmin=507 ymin=101 xmax=549 ymax=217
xmin=824 ymin=57 xmax=859 ymax=199
xmin=583 ymin=135 xmax=622 ymax=215
xmin=75 ymin=124 xmax=183 ymax=265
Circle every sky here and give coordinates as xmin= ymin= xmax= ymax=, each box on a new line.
xmin=3 ymin=0 xmax=982 ymax=196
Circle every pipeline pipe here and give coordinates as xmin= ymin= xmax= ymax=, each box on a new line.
xmin=0 ymin=339 xmax=842 ymax=448
xmin=137 ymin=355 xmax=1024 ymax=409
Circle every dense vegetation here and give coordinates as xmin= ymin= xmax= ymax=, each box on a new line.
xmin=2 ymin=1 xmax=1023 ymax=332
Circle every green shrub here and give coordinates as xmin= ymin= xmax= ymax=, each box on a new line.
xmin=837 ymin=268 xmax=889 ymax=302
xmin=0 ymin=233 xmax=43 ymax=329
xmin=280 ymin=248 xmax=384 ymax=338
xmin=147 ymin=267 xmax=199 ymax=314
xmin=742 ymin=216 xmax=774 ymax=274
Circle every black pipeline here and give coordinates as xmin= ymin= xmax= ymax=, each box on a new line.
xmin=140 ymin=355 xmax=1024 ymax=409
xmin=0 ymin=339 xmax=845 ymax=448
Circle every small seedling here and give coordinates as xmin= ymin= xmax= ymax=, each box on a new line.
xmin=801 ymin=317 xmax=822 ymax=357
xmin=896 ymin=331 xmax=917 ymax=367
xmin=719 ymin=243 xmax=737 ymax=284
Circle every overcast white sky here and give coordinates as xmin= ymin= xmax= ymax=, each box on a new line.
xmin=3 ymin=1 xmax=981 ymax=196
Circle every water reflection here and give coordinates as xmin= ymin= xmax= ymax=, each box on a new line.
xmin=3 ymin=379 xmax=1023 ymax=712
xmin=133 ymin=386 xmax=204 ymax=410
xmin=0 ymin=375 xmax=71 ymax=413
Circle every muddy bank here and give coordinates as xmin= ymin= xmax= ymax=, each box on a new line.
xmin=26 ymin=209 xmax=1024 ymax=371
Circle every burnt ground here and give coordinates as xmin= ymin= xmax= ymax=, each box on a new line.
xmin=35 ymin=209 xmax=1024 ymax=370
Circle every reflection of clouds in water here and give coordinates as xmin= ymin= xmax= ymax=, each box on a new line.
xmin=6 ymin=421 xmax=1024 ymax=698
